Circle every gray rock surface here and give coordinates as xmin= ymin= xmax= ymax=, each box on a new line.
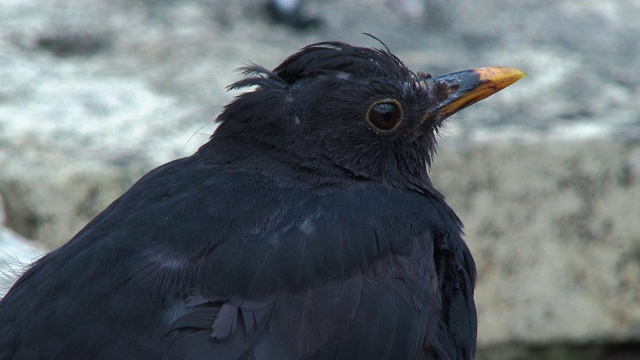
xmin=1 ymin=0 xmax=638 ymax=355
xmin=433 ymin=137 xmax=640 ymax=346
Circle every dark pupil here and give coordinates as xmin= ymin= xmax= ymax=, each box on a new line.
xmin=370 ymin=103 xmax=399 ymax=130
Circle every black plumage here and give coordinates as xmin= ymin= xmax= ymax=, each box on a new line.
xmin=0 ymin=41 xmax=524 ymax=360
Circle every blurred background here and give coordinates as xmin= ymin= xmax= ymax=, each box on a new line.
xmin=0 ymin=0 xmax=639 ymax=359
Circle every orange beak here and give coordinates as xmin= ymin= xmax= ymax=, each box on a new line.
xmin=420 ymin=66 xmax=527 ymax=122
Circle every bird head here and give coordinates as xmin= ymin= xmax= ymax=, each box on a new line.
xmin=205 ymin=42 xmax=525 ymax=192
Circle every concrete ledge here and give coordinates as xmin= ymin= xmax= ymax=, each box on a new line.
xmin=433 ymin=131 xmax=640 ymax=346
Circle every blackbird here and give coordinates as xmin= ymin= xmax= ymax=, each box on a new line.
xmin=0 ymin=41 xmax=524 ymax=359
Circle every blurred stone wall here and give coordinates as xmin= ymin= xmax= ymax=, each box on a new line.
xmin=1 ymin=1 xmax=639 ymax=358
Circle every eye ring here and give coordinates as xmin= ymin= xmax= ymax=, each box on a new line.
xmin=366 ymin=99 xmax=403 ymax=132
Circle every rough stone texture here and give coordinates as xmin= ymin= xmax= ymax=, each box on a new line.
xmin=433 ymin=137 xmax=640 ymax=346
xmin=0 ymin=0 xmax=639 ymax=356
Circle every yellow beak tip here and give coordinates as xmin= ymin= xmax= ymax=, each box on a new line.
xmin=476 ymin=66 xmax=528 ymax=84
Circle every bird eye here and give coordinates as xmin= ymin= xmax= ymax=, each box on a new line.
xmin=366 ymin=100 xmax=403 ymax=131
